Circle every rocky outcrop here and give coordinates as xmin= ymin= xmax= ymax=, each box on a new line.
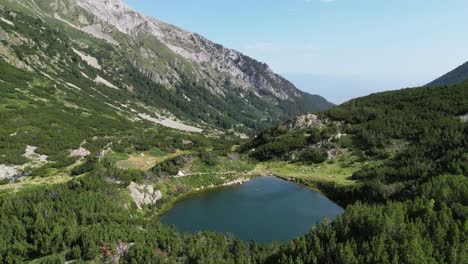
xmin=0 ymin=145 xmax=48 ymax=181
xmin=24 ymin=145 xmax=48 ymax=163
xmin=285 ymin=113 xmax=323 ymax=130
xmin=69 ymin=147 xmax=90 ymax=157
xmin=0 ymin=164 xmax=17 ymax=180
xmin=128 ymin=182 xmax=162 ymax=209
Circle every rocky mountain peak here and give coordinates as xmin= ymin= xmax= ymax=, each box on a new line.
xmin=55 ymin=0 xmax=301 ymax=100
xmin=74 ymin=0 xmax=176 ymax=36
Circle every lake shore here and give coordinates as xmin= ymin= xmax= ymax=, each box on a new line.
xmin=156 ymin=176 xmax=255 ymax=217
xmin=156 ymin=159 xmax=355 ymax=218
xmin=157 ymin=176 xmax=344 ymax=243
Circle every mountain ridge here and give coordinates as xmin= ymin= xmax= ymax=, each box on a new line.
xmin=69 ymin=0 xmax=299 ymax=98
xmin=0 ymin=0 xmax=333 ymax=135
xmin=38 ymin=0 xmax=330 ymax=104
xmin=427 ymin=60 xmax=468 ymax=86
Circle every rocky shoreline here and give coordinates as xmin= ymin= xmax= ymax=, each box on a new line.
xmin=221 ymin=178 xmax=250 ymax=186
xmin=193 ymin=177 xmax=251 ymax=192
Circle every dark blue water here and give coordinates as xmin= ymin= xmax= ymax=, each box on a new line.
xmin=160 ymin=176 xmax=343 ymax=243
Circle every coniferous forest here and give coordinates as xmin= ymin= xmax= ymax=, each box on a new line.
xmin=0 ymin=1 xmax=467 ymax=263
xmin=1 ymin=82 xmax=466 ymax=263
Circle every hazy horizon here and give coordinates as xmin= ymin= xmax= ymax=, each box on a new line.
xmin=283 ymin=72 xmax=435 ymax=104
xmin=125 ymin=0 xmax=468 ymax=103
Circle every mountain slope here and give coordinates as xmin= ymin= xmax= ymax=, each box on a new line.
xmin=243 ymin=83 xmax=467 ymax=200
xmin=427 ymin=60 xmax=468 ymax=86
xmin=0 ymin=0 xmax=332 ymax=177
xmin=0 ymin=79 xmax=466 ymax=263
xmin=240 ymin=83 xmax=467 ymax=263
xmin=0 ymin=0 xmax=332 ymax=134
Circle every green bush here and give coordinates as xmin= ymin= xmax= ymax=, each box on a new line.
xmin=199 ymin=151 xmax=220 ymax=166
xmin=0 ymin=179 xmax=10 ymax=185
xmin=151 ymin=155 xmax=192 ymax=178
xmin=299 ymin=148 xmax=328 ymax=164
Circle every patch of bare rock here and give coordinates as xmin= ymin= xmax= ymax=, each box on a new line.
xmin=285 ymin=113 xmax=323 ymax=130
xmin=0 ymin=145 xmax=48 ymax=181
xmin=69 ymin=147 xmax=90 ymax=157
xmin=0 ymin=165 xmax=17 ymax=180
xmin=127 ymin=182 xmax=162 ymax=209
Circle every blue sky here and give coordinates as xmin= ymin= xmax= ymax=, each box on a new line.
xmin=125 ymin=0 xmax=468 ymax=103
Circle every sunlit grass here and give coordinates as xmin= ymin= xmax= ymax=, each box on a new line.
xmin=115 ymin=150 xmax=189 ymax=171
xmin=254 ymin=151 xmax=372 ymax=187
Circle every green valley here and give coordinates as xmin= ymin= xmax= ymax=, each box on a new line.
xmin=1 ymin=77 xmax=466 ymax=263
xmin=0 ymin=0 xmax=467 ymax=263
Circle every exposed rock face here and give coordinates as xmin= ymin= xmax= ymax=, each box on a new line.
xmin=128 ymin=182 xmax=162 ymax=209
xmin=45 ymin=0 xmax=307 ymax=100
xmin=285 ymin=113 xmax=323 ymax=130
xmin=24 ymin=145 xmax=48 ymax=163
xmin=71 ymin=48 xmax=101 ymax=69
xmin=1 ymin=0 xmax=332 ymax=136
xmin=0 ymin=164 xmax=17 ymax=180
xmin=0 ymin=145 xmax=48 ymax=181
xmin=137 ymin=113 xmax=202 ymax=133
xmin=70 ymin=147 xmax=91 ymax=157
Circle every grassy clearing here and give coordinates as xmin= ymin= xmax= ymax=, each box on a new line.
xmin=186 ymin=156 xmax=255 ymax=174
xmin=254 ymin=150 xmax=373 ymax=187
xmin=165 ymin=155 xmax=255 ymax=189
xmin=148 ymin=155 xmax=256 ymax=215
xmin=116 ymin=150 xmax=189 ymax=171
xmin=103 ymin=152 xmax=130 ymax=166
xmin=148 ymin=147 xmax=168 ymax=157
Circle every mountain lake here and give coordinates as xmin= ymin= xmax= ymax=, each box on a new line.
xmin=160 ymin=176 xmax=344 ymax=243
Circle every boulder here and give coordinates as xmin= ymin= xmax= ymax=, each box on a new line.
xmin=128 ymin=182 xmax=162 ymax=209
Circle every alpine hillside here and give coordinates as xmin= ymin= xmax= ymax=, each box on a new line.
xmin=3 ymin=1 xmax=466 ymax=264
xmin=427 ymin=60 xmax=468 ymax=86
xmin=0 ymin=0 xmax=332 ymax=134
